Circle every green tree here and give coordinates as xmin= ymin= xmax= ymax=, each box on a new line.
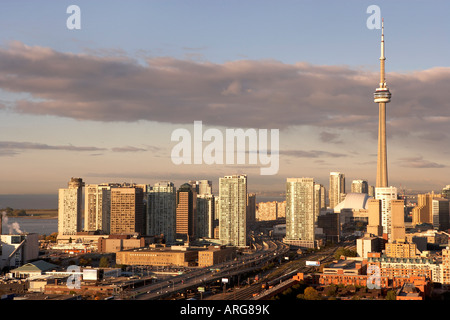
xmin=99 ymin=256 xmax=110 ymax=268
xmin=325 ymin=285 xmax=337 ymax=297
xmin=334 ymin=247 xmax=357 ymax=260
xmin=46 ymin=232 xmax=58 ymax=243
xmin=15 ymin=209 xmax=27 ymax=216
xmin=386 ymin=290 xmax=397 ymax=300
xmin=79 ymin=257 xmax=92 ymax=266
xmin=303 ymin=287 xmax=321 ymax=300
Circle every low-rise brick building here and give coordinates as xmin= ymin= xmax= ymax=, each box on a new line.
xmin=197 ymin=246 xmax=236 ymax=267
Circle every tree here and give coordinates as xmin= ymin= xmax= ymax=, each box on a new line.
xmin=303 ymin=287 xmax=321 ymax=300
xmin=79 ymin=257 xmax=92 ymax=266
xmin=325 ymin=285 xmax=337 ymax=297
xmin=68 ymin=260 xmax=77 ymax=266
xmin=99 ymin=256 xmax=110 ymax=268
xmin=334 ymin=247 xmax=357 ymax=260
xmin=386 ymin=290 xmax=397 ymax=300
xmin=46 ymin=232 xmax=58 ymax=243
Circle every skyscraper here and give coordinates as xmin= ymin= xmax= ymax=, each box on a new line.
xmin=375 ymin=186 xmax=397 ymax=238
xmin=58 ymin=177 xmax=84 ymax=236
xmin=176 ymin=183 xmax=197 ymax=242
xmin=412 ymin=193 xmax=433 ymax=226
xmin=246 ymin=193 xmax=256 ymax=224
xmin=189 ymin=179 xmax=215 ymax=239
xmin=351 ymin=180 xmax=369 ymax=194
xmin=432 ymin=198 xmax=450 ymax=231
xmin=84 ymin=183 xmax=119 ymax=234
xmin=374 ymin=19 xmax=391 ymax=188
xmin=320 ymin=185 xmax=327 ymax=210
xmin=219 ymin=174 xmax=247 ymax=247
xmin=190 ymin=180 xmax=213 ymax=195
xmin=367 ymin=198 xmax=383 ymax=237
xmin=147 ymin=181 xmax=177 ymax=243
xmin=285 ymin=178 xmax=316 ymax=242
xmin=391 ymin=199 xmax=406 ymax=242
xmin=370 ymin=20 xmax=401 ymax=241
xmin=314 ymin=183 xmax=323 ymax=220
xmin=329 ymin=172 xmax=345 ymax=209
xmin=110 ymin=186 xmax=144 ymax=235
xmin=368 ymin=186 xmax=375 ymax=197
xmin=442 ymin=185 xmax=450 ymax=199
xmin=196 ymin=193 xmax=215 ymax=239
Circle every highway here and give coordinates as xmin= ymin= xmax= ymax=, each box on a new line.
xmin=118 ymin=238 xmax=354 ymax=300
xmin=124 ymin=238 xmax=289 ymax=300
xmin=208 ymin=242 xmax=353 ymax=300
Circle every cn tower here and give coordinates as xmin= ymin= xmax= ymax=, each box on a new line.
xmin=374 ymin=18 xmax=391 ymax=188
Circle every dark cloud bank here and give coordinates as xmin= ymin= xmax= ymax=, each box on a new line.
xmin=1 ymin=41 xmax=449 ymax=135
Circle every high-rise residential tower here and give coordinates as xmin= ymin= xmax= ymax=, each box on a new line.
xmin=314 ymin=184 xmax=323 ymax=219
xmin=84 ymin=183 xmax=120 ymax=234
xmin=190 ymin=180 xmax=213 ymax=196
xmin=442 ymin=185 xmax=450 ymax=199
xmin=190 ymin=179 xmax=215 ymax=239
xmin=374 ymin=19 xmax=392 ymax=188
xmin=351 ymin=180 xmax=369 ymax=194
xmin=285 ymin=178 xmax=316 ymax=242
xmin=329 ymin=172 xmax=345 ymax=209
xmin=147 ymin=181 xmax=177 ymax=243
xmin=196 ymin=193 xmax=215 ymax=239
xmin=110 ymin=186 xmax=144 ymax=235
xmin=219 ymin=174 xmax=247 ymax=247
xmin=246 ymin=193 xmax=256 ymax=224
xmin=58 ymin=177 xmax=84 ymax=236
xmin=375 ymin=186 xmax=397 ymax=238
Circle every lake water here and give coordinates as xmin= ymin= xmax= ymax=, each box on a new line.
xmin=0 ymin=196 xmax=285 ymax=236
xmin=1 ymin=217 xmax=57 ymax=235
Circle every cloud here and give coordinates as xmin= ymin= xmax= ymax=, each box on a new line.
xmin=111 ymin=146 xmax=147 ymax=152
xmin=417 ymin=132 xmax=447 ymax=141
xmin=0 ymin=140 xmax=153 ymax=156
xmin=319 ymin=131 xmax=343 ymax=144
xmin=1 ymin=41 xmax=450 ymax=143
xmin=396 ymin=156 xmax=446 ymax=168
xmin=0 ymin=141 xmax=106 ymax=154
xmin=281 ymin=149 xmax=348 ymax=158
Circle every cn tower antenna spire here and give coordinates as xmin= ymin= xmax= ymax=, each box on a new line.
xmin=374 ymin=17 xmax=391 ymax=188
xmin=380 ymin=18 xmax=386 ymax=88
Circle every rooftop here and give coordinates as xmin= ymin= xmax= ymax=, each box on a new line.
xmin=334 ymin=193 xmax=372 ymax=212
xmin=10 ymin=260 xmax=58 ymax=273
xmin=326 ymin=259 xmax=358 ymax=270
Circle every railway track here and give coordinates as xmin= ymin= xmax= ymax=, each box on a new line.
xmin=214 ymin=245 xmax=341 ymax=300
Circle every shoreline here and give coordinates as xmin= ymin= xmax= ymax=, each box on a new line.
xmin=2 ymin=209 xmax=58 ymax=220
xmin=6 ymin=216 xmax=58 ymax=219
xmin=8 ymin=216 xmax=58 ymax=220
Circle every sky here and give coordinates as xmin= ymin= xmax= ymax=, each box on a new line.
xmin=1 ymin=0 xmax=450 ymax=199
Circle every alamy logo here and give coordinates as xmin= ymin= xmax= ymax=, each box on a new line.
xmin=171 ymin=121 xmax=279 ymax=175
xmin=66 ymin=265 xmax=82 ymax=289
xmin=366 ymin=5 xmax=381 ymax=30
xmin=366 ymin=264 xmax=381 ymax=289
xmin=66 ymin=5 xmax=81 ymax=30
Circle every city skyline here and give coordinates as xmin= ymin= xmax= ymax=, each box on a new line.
xmin=1 ymin=1 xmax=450 ymax=198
